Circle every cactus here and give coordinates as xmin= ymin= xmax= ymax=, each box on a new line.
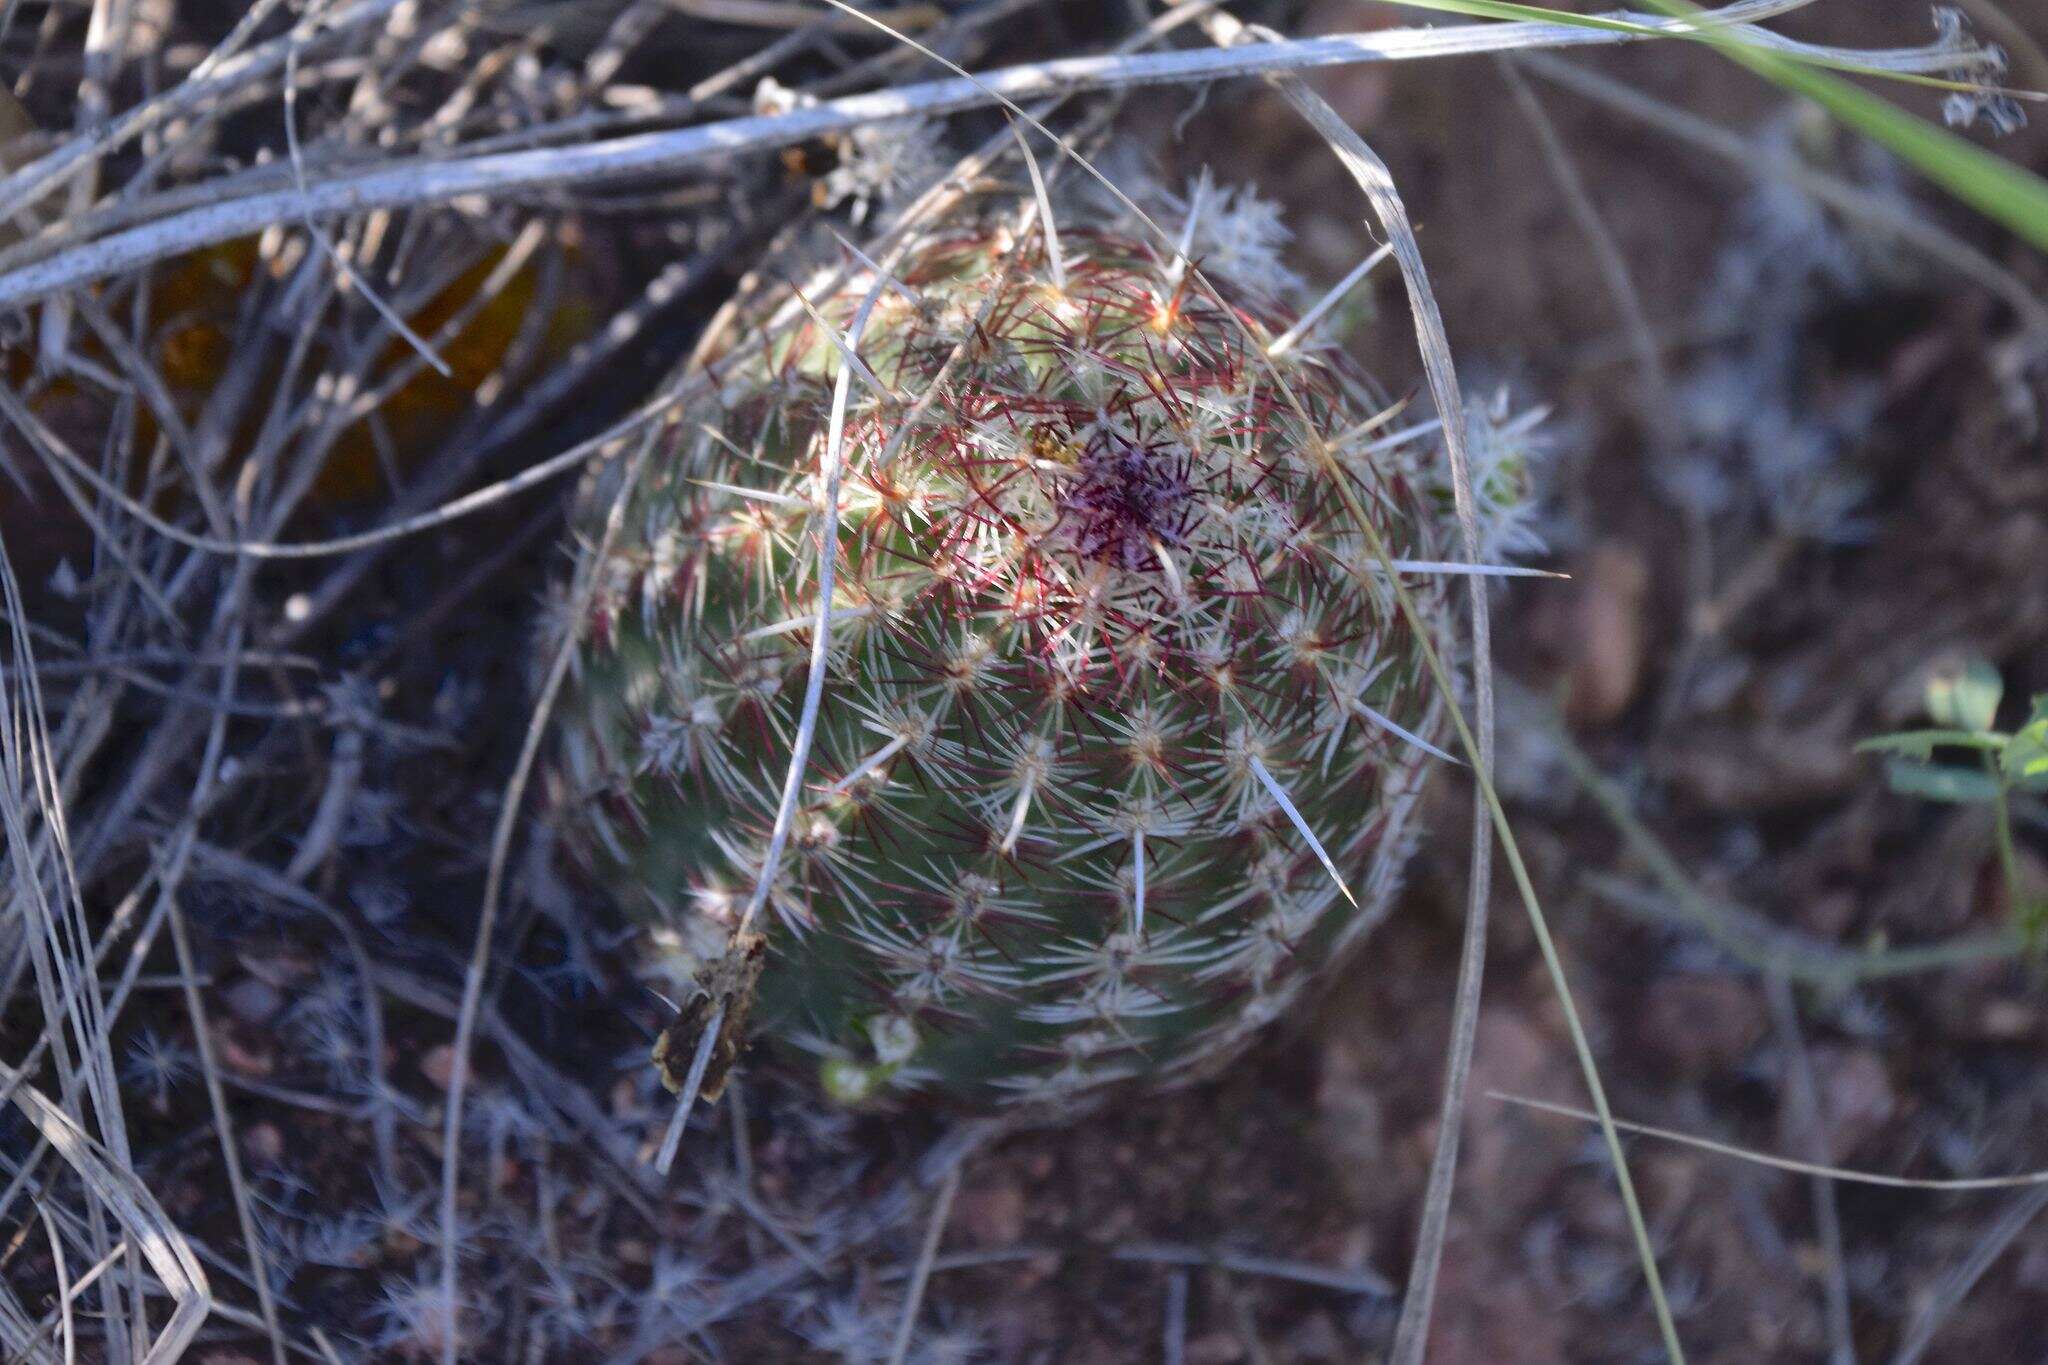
xmin=555 ymin=188 xmax=1471 ymax=1112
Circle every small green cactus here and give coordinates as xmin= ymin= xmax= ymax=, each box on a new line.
xmin=556 ymin=190 xmax=1472 ymax=1111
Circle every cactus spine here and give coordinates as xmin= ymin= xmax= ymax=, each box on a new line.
xmin=556 ymin=189 xmax=1461 ymax=1111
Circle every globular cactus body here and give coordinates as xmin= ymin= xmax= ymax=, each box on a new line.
xmin=557 ymin=196 xmax=1460 ymax=1110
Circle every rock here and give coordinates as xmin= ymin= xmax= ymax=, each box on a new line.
xmin=243 ymin=1122 xmax=284 ymax=1165
xmin=1782 ymin=1045 xmax=1895 ymax=1163
xmin=222 ymin=975 xmax=283 ymax=1026
xmin=1462 ymin=1008 xmax=1578 ymax=1223
xmin=1641 ymin=974 xmax=1767 ymax=1074
xmin=1315 ymin=1032 xmax=1386 ymax=1207
xmin=1564 ymin=540 xmax=1651 ymax=725
xmin=1284 ymin=1309 xmax=1346 ymax=1361
xmin=981 ymin=1301 xmax=1041 ymax=1359
xmin=1976 ymin=997 xmax=2040 ymax=1040
xmin=419 ymin=1042 xmax=456 ymax=1091
xmin=211 ymin=1024 xmax=273 ymax=1079
xmin=1801 ymin=889 xmax=1858 ymax=940
xmin=1430 ymin=1249 xmax=1570 ymax=1365
xmin=1186 ymin=1330 xmax=1245 ymax=1364
xmin=1302 ymin=0 xmax=1393 ymax=130
xmin=2014 ymin=1240 xmax=2048 ymax=1293
xmin=954 ymin=1176 xmax=1027 ymax=1247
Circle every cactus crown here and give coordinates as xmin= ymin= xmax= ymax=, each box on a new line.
xmin=558 ymin=188 xmax=1460 ymax=1110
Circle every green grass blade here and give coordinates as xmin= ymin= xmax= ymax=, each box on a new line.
xmin=1657 ymin=12 xmax=2048 ymax=251
xmin=1377 ymin=0 xmax=2048 ymax=252
xmin=1374 ymin=0 xmax=2020 ymax=94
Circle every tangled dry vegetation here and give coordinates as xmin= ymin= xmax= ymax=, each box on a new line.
xmin=1 ymin=1 xmax=2044 ymax=1362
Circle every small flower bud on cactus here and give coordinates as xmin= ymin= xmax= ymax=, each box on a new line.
xmin=556 ymin=188 xmax=1480 ymax=1112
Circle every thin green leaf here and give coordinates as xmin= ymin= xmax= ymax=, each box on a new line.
xmin=1856 ymin=729 xmax=2005 ymax=759
xmin=1630 ymin=0 xmax=2048 ymax=254
xmin=1927 ymin=658 xmax=2006 ymax=732
xmin=1375 ymin=0 xmax=2025 ymax=98
xmin=1376 ymin=0 xmax=1676 ymax=39
xmin=2003 ymin=720 xmax=2048 ymax=790
xmin=1885 ymin=758 xmax=2004 ymax=804
xmin=1379 ymin=0 xmax=2048 ymax=253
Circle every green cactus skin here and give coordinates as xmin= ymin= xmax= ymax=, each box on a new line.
xmin=555 ymin=203 xmax=1457 ymax=1111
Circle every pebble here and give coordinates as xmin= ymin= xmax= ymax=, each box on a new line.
xmin=222 ymin=975 xmax=283 ymax=1026
xmin=1641 ymin=974 xmax=1767 ymax=1074
xmin=1564 ymin=540 xmax=1650 ymax=725
xmin=419 ymin=1042 xmax=456 ymax=1090
xmin=1186 ymin=1329 xmax=1246 ymax=1364
xmin=1785 ymin=1045 xmax=1896 ymax=1162
xmin=211 ymin=1025 xmax=272 ymax=1079
xmin=243 ymin=1122 xmax=284 ymax=1164
xmin=954 ymin=1176 xmax=1027 ymax=1247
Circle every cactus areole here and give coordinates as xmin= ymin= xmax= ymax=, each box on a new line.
xmin=557 ymin=200 xmax=1462 ymax=1112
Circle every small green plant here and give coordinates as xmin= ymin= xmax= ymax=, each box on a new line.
xmin=1858 ymin=658 xmax=2048 ymax=947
